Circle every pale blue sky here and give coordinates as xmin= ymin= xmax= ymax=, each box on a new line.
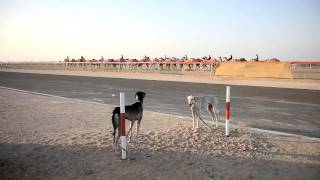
xmin=0 ymin=0 xmax=319 ymax=61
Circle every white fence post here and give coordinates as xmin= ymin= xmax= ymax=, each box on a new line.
xmin=120 ymin=92 xmax=127 ymax=160
xmin=226 ymin=86 xmax=231 ymax=137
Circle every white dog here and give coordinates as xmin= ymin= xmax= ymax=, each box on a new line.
xmin=187 ymin=95 xmax=219 ymax=131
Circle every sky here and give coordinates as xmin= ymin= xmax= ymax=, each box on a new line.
xmin=0 ymin=0 xmax=319 ymax=62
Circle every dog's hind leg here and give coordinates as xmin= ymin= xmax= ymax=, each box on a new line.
xmin=112 ymin=131 xmax=116 ymax=146
xmin=207 ymin=103 xmax=218 ymax=127
xmin=112 ymin=113 xmax=120 ymax=147
xmin=115 ymin=131 xmax=121 ymax=149
xmin=191 ymin=107 xmax=197 ymax=131
xmin=213 ymin=107 xmax=219 ymax=127
xmin=196 ymin=113 xmax=199 ymax=129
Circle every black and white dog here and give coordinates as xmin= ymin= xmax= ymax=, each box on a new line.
xmin=187 ymin=95 xmax=219 ymax=131
xmin=111 ymin=91 xmax=146 ymax=146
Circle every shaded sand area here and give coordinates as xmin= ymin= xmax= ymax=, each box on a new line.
xmin=0 ymin=88 xmax=320 ymax=179
xmin=1 ymin=69 xmax=320 ymax=90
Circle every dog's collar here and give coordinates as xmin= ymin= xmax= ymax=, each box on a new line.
xmin=136 ymin=100 xmax=144 ymax=104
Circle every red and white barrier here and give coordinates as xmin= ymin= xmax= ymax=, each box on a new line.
xmin=120 ymin=92 xmax=127 ymax=160
xmin=225 ymin=86 xmax=231 ymax=137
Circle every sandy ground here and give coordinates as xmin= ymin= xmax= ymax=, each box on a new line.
xmin=1 ymin=69 xmax=320 ymax=90
xmin=0 ymin=88 xmax=319 ymax=180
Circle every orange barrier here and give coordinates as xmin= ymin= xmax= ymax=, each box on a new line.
xmin=215 ymin=62 xmax=293 ymax=79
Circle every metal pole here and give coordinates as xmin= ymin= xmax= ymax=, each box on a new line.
xmin=120 ymin=92 xmax=127 ymax=160
xmin=226 ymin=86 xmax=231 ymax=137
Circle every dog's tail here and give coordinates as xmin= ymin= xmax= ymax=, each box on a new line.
xmin=111 ymin=107 xmax=120 ymax=133
xmin=112 ymin=107 xmax=120 ymax=114
xmin=112 ymin=113 xmax=118 ymax=129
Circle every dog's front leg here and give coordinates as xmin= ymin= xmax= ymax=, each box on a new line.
xmin=195 ymin=107 xmax=200 ymax=129
xmin=196 ymin=110 xmax=213 ymax=132
xmin=136 ymin=120 xmax=141 ymax=138
xmin=127 ymin=121 xmax=135 ymax=142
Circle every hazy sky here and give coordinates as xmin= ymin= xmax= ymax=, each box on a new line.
xmin=0 ymin=0 xmax=319 ymax=61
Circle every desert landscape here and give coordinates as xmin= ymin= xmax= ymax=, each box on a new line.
xmin=0 ymin=76 xmax=319 ymax=179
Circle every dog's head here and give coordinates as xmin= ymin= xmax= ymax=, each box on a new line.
xmin=135 ymin=91 xmax=146 ymax=103
xmin=187 ymin=95 xmax=196 ymax=107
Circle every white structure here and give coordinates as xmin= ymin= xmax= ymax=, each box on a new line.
xmin=120 ymin=92 xmax=127 ymax=160
xmin=226 ymin=86 xmax=231 ymax=137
